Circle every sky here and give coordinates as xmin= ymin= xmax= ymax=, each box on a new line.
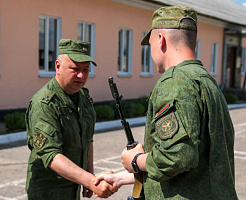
xmin=232 ymin=0 xmax=246 ymax=6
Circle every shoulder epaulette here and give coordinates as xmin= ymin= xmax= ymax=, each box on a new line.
xmin=81 ymin=87 xmax=93 ymax=107
xmin=40 ymin=90 xmax=55 ymax=104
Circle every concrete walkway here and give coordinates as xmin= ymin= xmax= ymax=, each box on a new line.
xmin=1 ymin=104 xmax=246 ymax=145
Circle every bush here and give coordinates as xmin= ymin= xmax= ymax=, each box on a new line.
xmin=120 ymin=101 xmax=135 ymax=118
xmin=4 ymin=112 xmax=26 ymax=131
xmin=136 ymin=96 xmax=148 ymax=113
xmin=132 ymin=103 xmax=146 ymax=116
xmin=223 ymin=93 xmax=238 ymax=104
xmin=94 ymin=96 xmax=149 ymax=121
xmin=95 ymin=105 xmax=115 ymax=120
xmin=120 ymin=102 xmax=146 ymax=118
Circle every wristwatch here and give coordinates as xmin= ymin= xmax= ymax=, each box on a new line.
xmin=131 ymin=153 xmax=143 ymax=173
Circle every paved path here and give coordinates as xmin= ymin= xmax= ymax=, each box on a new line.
xmin=0 ymin=108 xmax=245 ymax=200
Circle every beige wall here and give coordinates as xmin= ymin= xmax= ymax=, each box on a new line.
xmin=241 ymin=37 xmax=246 ymax=87
xmin=0 ymin=0 xmax=161 ymax=110
xmin=242 ymin=37 xmax=246 ymax=47
xmin=0 ymin=0 xmax=227 ymax=110
xmin=197 ymin=22 xmax=224 ymax=86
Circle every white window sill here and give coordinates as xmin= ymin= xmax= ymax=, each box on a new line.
xmin=210 ymin=72 xmax=217 ymax=76
xmin=39 ymin=72 xmax=56 ymax=77
xmin=117 ymin=72 xmax=132 ymax=77
xmin=140 ymin=72 xmax=153 ymax=77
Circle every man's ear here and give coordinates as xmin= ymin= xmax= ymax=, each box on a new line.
xmin=159 ymin=33 xmax=166 ymax=52
xmin=55 ymin=60 xmax=60 ymax=75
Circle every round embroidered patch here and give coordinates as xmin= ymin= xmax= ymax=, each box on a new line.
xmin=155 ymin=112 xmax=178 ymax=140
xmin=34 ymin=132 xmax=47 ymax=149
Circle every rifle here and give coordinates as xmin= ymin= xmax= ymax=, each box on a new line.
xmin=108 ymin=77 xmax=145 ymax=200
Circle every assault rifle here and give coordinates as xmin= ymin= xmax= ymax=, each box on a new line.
xmin=108 ymin=77 xmax=145 ymax=200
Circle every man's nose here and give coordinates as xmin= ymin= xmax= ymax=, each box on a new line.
xmin=77 ymin=71 xmax=84 ymax=78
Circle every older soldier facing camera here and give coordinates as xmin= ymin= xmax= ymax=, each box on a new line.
xmin=25 ymin=39 xmax=115 ymax=200
xmin=95 ymin=6 xmax=238 ymax=200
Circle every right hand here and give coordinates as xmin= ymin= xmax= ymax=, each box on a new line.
xmin=94 ymin=171 xmax=120 ymax=197
xmin=121 ymin=143 xmax=145 ymax=173
xmin=93 ymin=178 xmax=116 ymax=198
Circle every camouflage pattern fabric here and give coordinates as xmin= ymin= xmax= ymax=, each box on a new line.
xmin=151 ymin=6 xmax=197 ymax=31
xmin=143 ymin=59 xmax=238 ymax=200
xmin=25 ymin=77 xmax=96 ymax=200
xmin=141 ymin=6 xmax=197 ymax=45
xmin=58 ymin=39 xmax=97 ymax=66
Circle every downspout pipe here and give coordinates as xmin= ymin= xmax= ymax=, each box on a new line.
xmin=220 ymin=30 xmax=227 ymax=91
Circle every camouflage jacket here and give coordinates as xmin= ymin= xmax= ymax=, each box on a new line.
xmin=143 ymin=59 xmax=238 ymax=200
xmin=25 ymin=77 xmax=96 ymax=200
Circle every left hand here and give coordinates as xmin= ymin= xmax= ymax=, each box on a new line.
xmin=83 ymin=186 xmax=93 ymax=198
xmin=121 ymin=143 xmax=145 ymax=173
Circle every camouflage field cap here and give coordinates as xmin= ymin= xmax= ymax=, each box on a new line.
xmin=141 ymin=6 xmax=197 ymax=45
xmin=58 ymin=39 xmax=97 ymax=66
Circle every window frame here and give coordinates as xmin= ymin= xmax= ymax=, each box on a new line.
xmin=210 ymin=42 xmax=218 ymax=76
xmin=141 ymin=32 xmax=153 ymax=77
xmin=77 ymin=21 xmax=96 ymax=77
xmin=118 ymin=28 xmax=133 ymax=77
xmin=39 ymin=15 xmax=61 ymax=77
xmin=241 ymin=47 xmax=246 ymax=75
xmin=195 ymin=39 xmax=201 ymax=60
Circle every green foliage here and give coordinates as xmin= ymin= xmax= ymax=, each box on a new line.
xmin=120 ymin=101 xmax=146 ymax=118
xmin=4 ymin=112 xmax=26 ymax=131
xmin=95 ymin=105 xmax=115 ymax=120
xmin=94 ymin=96 xmax=149 ymax=121
xmin=223 ymin=93 xmax=238 ymax=104
xmin=135 ymin=96 xmax=148 ymax=113
xmin=132 ymin=103 xmax=146 ymax=116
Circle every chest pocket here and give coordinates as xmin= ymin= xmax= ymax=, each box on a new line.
xmin=80 ymin=97 xmax=96 ymax=140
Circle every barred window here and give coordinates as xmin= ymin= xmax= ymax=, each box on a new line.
xmin=210 ymin=43 xmax=218 ymax=75
xmin=242 ymin=47 xmax=246 ymax=75
xmin=39 ymin=15 xmax=61 ymax=77
xmin=78 ymin=22 xmax=95 ymax=77
xmin=118 ymin=29 xmax=132 ymax=76
xmin=141 ymin=32 xmax=153 ymax=77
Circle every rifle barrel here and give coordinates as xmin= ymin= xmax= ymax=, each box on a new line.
xmin=108 ymin=77 xmax=137 ymax=147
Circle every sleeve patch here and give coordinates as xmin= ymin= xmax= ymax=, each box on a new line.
xmin=34 ymin=132 xmax=47 ymax=149
xmin=155 ymin=112 xmax=178 ymax=140
xmin=155 ymin=104 xmax=170 ymax=118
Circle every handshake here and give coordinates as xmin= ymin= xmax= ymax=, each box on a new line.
xmin=84 ymin=143 xmax=145 ymax=198
xmin=84 ymin=170 xmax=126 ymax=198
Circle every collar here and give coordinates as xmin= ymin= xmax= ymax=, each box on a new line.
xmin=160 ymin=59 xmax=203 ymax=82
xmin=51 ymin=77 xmax=79 ymax=111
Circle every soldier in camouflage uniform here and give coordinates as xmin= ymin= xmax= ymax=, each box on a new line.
xmin=95 ymin=6 xmax=238 ymax=200
xmin=25 ymin=39 xmax=115 ymax=200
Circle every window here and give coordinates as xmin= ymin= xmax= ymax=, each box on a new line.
xmin=210 ymin=43 xmax=218 ymax=75
xmin=78 ymin=22 xmax=95 ymax=77
xmin=242 ymin=47 xmax=246 ymax=75
xmin=118 ymin=29 xmax=132 ymax=76
xmin=39 ymin=15 xmax=61 ymax=77
xmin=141 ymin=32 xmax=153 ymax=77
xmin=195 ymin=40 xmax=201 ymax=60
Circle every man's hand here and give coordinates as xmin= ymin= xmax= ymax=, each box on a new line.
xmin=121 ymin=143 xmax=145 ymax=173
xmin=94 ymin=170 xmax=135 ymax=197
xmin=94 ymin=171 xmax=121 ymax=193
xmin=92 ymin=176 xmax=116 ymax=198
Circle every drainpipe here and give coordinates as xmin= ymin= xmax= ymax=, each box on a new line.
xmin=221 ymin=30 xmax=227 ymax=91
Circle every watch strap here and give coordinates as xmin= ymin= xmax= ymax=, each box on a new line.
xmin=131 ymin=153 xmax=143 ymax=173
